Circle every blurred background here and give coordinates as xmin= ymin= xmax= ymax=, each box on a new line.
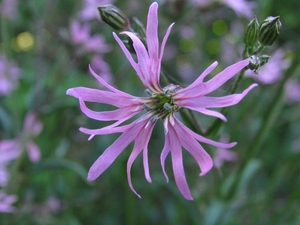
xmin=0 ymin=0 xmax=299 ymax=224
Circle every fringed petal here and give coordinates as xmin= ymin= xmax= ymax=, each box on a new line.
xmin=168 ymin=126 xmax=193 ymax=200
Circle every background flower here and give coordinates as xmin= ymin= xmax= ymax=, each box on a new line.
xmin=0 ymin=55 xmax=22 ymax=96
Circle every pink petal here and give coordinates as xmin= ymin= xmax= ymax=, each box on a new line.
xmin=26 ymin=141 xmax=41 ymax=162
xmin=67 ymin=87 xmax=133 ymax=107
xmin=177 ymin=59 xmax=250 ymax=98
xmin=126 ymin=121 xmax=155 ymax=198
xmin=78 ymin=99 xmax=142 ymax=121
xmin=80 ymin=122 xmax=132 ymax=137
xmin=160 ymin=129 xmax=170 ymax=182
xmin=177 ymin=83 xmax=258 ymax=109
xmin=142 ymin=122 xmax=156 ymax=183
xmin=156 ymin=23 xmax=174 ymax=89
xmin=89 ymin=65 xmax=131 ymax=96
xmin=79 ymin=114 xmax=152 ymax=138
xmin=23 ymin=113 xmax=42 ymax=136
xmin=127 ymin=141 xmax=144 ymax=199
xmin=122 ymin=31 xmax=151 ymax=85
xmin=176 ymin=61 xmax=218 ymax=98
xmin=196 ymin=108 xmax=228 ymax=121
xmin=87 ymin=118 xmax=150 ymax=181
xmin=113 ymin=32 xmax=141 ymax=79
xmin=0 ymin=140 xmax=20 ymax=162
xmin=168 ymin=126 xmax=193 ymax=200
xmin=146 ymin=2 xmax=159 ymax=64
xmin=202 ymin=59 xmax=250 ymax=95
xmin=0 ymin=192 xmax=17 ymax=213
xmin=173 ymin=121 xmax=213 ymax=176
xmin=174 ymin=118 xmax=236 ymax=149
xmin=87 ymin=127 xmax=137 ymax=181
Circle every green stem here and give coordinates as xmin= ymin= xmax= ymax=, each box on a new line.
xmin=225 ymin=46 xmax=300 ymax=200
xmin=4 ymin=146 xmax=27 ymax=195
xmin=1 ymin=16 xmax=12 ymax=58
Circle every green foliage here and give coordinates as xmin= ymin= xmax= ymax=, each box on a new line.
xmin=1 ymin=0 xmax=300 ymax=224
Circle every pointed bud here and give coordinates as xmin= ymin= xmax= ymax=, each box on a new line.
xmin=244 ymin=16 xmax=259 ymax=47
xmin=98 ymin=5 xmax=130 ymax=31
xmin=258 ymin=16 xmax=282 ymax=47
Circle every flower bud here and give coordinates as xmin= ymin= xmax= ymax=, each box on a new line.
xmin=98 ymin=5 xmax=130 ymax=31
xmin=132 ymin=17 xmax=146 ymax=42
xmin=258 ymin=16 xmax=282 ymax=47
xmin=244 ymin=16 xmax=259 ymax=47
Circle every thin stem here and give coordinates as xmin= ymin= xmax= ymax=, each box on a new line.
xmin=4 ymin=146 xmax=27 ymax=195
xmin=225 ymin=46 xmax=300 ymax=200
xmin=1 ymin=16 xmax=12 ymax=58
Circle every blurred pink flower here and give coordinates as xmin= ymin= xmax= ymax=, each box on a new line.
xmin=0 ymin=55 xmax=22 ymax=96
xmin=79 ymin=0 xmax=115 ymax=21
xmin=0 ymin=192 xmax=17 ymax=213
xmin=0 ymin=112 xmax=42 ymax=163
xmin=213 ymin=136 xmax=238 ymax=168
xmin=70 ymin=21 xmax=90 ymax=44
xmin=246 ymin=49 xmax=291 ymax=84
xmin=21 ymin=112 xmax=43 ymax=162
xmin=214 ymin=148 xmax=237 ymax=168
xmin=70 ymin=20 xmax=111 ymax=54
xmin=90 ymin=54 xmax=113 ymax=85
xmin=0 ymin=140 xmax=20 ymax=187
xmin=285 ymin=79 xmax=300 ymax=103
xmin=191 ymin=0 xmax=255 ymax=18
xmin=67 ymin=2 xmax=257 ymax=200
xmin=0 ymin=0 xmax=18 ymax=20
xmin=222 ymin=0 xmax=255 ymax=18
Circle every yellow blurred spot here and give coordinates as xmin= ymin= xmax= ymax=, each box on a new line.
xmin=16 ymin=32 xmax=34 ymax=51
xmin=212 ymin=20 xmax=228 ymax=36
xmin=179 ymin=39 xmax=195 ymax=53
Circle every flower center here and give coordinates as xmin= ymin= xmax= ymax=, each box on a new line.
xmin=143 ymin=84 xmax=182 ymax=121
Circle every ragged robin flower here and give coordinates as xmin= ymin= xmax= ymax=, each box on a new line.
xmin=67 ymin=2 xmax=257 ymax=200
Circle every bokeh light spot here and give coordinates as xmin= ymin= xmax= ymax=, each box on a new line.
xmin=179 ymin=39 xmax=195 ymax=53
xmin=16 ymin=32 xmax=35 ymax=51
xmin=212 ymin=20 xmax=228 ymax=36
xmin=205 ymin=39 xmax=220 ymax=55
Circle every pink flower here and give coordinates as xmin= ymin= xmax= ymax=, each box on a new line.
xmin=213 ymin=136 xmax=238 ymax=168
xmin=79 ymin=0 xmax=115 ymax=21
xmin=22 ymin=112 xmax=43 ymax=162
xmin=67 ymin=2 xmax=257 ymax=200
xmin=0 ymin=112 xmax=42 ymax=163
xmin=285 ymin=79 xmax=300 ymax=103
xmin=0 ymin=0 xmax=18 ymax=20
xmin=0 ymin=192 xmax=17 ymax=213
xmin=90 ymin=54 xmax=113 ymax=84
xmin=70 ymin=20 xmax=111 ymax=54
xmin=70 ymin=21 xmax=91 ymax=44
xmin=222 ymin=0 xmax=255 ymax=18
xmin=191 ymin=0 xmax=255 ymax=18
xmin=0 ymin=141 xmax=20 ymax=187
xmin=0 ymin=55 xmax=22 ymax=96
